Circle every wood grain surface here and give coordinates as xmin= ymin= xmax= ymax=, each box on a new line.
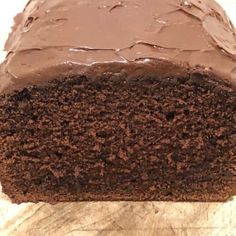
xmin=0 ymin=184 xmax=235 ymax=236
xmin=0 ymin=1 xmax=236 ymax=235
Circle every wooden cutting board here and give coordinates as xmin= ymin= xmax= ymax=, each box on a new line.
xmin=0 ymin=1 xmax=235 ymax=235
xmin=0 ymin=186 xmax=235 ymax=236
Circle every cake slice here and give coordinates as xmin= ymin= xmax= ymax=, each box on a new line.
xmin=0 ymin=0 xmax=235 ymax=203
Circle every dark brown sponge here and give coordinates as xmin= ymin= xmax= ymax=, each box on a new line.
xmin=0 ymin=72 xmax=235 ymax=203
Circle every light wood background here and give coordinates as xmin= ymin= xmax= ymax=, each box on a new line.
xmin=0 ymin=1 xmax=235 ymax=235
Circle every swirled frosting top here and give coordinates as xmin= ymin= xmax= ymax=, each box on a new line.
xmin=1 ymin=0 xmax=236 ymax=93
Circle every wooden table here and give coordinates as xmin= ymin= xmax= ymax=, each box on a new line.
xmin=0 ymin=1 xmax=235 ymax=235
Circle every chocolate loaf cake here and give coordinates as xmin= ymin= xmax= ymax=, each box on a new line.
xmin=0 ymin=0 xmax=236 ymax=203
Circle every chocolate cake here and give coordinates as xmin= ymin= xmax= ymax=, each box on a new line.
xmin=0 ymin=0 xmax=236 ymax=203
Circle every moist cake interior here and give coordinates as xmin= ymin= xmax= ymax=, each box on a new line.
xmin=0 ymin=71 xmax=235 ymax=203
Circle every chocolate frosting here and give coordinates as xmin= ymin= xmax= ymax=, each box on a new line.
xmin=0 ymin=0 xmax=236 ymax=93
